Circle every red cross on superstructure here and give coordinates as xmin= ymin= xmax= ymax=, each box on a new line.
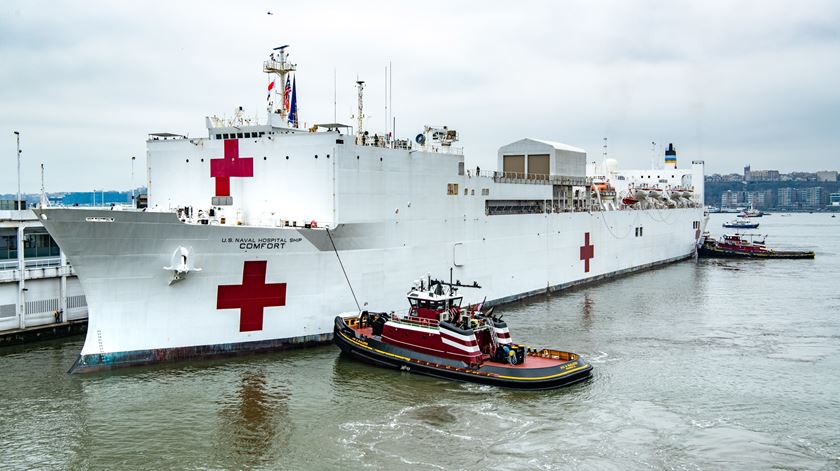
xmin=580 ymin=232 xmax=595 ymax=273
xmin=217 ymin=261 xmax=286 ymax=332
xmin=210 ymin=139 xmax=254 ymax=197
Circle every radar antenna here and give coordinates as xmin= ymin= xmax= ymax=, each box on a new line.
xmin=263 ymin=45 xmax=296 ymax=126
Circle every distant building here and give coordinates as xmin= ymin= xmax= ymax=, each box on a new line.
xmin=746 ymin=190 xmax=774 ymax=209
xmin=722 ymin=173 xmax=742 ymax=182
xmin=816 ymin=171 xmax=838 ymax=182
xmin=721 ymin=190 xmax=743 ymax=208
xmin=746 ymin=169 xmax=780 ymax=182
xmin=798 ymin=187 xmax=825 ymax=208
xmin=830 ymin=193 xmax=840 ymax=207
xmin=789 ymin=172 xmax=817 ymax=182
xmin=777 ymin=187 xmax=797 ymax=207
xmin=743 ymin=165 xmax=750 ymax=182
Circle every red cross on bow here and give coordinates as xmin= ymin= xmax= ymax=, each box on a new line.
xmin=217 ymin=261 xmax=286 ymax=332
xmin=580 ymin=232 xmax=595 ymax=273
xmin=210 ymin=139 xmax=254 ymax=197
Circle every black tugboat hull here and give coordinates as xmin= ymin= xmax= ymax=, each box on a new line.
xmin=334 ymin=317 xmax=592 ymax=390
xmin=698 ymin=246 xmax=815 ymax=259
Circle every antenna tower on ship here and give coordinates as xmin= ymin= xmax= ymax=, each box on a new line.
xmin=650 ymin=141 xmax=657 ymax=169
xmin=602 ymin=137 xmax=608 ymax=174
xmin=355 ymin=79 xmax=365 ymax=144
xmin=40 ymin=163 xmax=47 ymax=208
xmin=263 ymin=45 xmax=296 ymax=127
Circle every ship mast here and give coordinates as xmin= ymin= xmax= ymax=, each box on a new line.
xmin=355 ymin=80 xmax=365 ymax=144
xmin=263 ymin=45 xmax=296 ymax=127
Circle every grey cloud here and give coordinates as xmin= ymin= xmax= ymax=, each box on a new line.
xmin=1 ymin=0 xmax=839 ymax=193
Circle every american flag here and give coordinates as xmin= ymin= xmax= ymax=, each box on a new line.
xmin=283 ymin=76 xmax=292 ymax=112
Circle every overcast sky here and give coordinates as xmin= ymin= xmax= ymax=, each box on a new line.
xmin=2 ymin=0 xmax=839 ymax=192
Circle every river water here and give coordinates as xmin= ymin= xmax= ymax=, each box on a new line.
xmin=1 ymin=213 xmax=838 ymax=470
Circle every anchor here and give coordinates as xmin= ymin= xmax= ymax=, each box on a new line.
xmin=163 ymin=246 xmax=202 ymax=285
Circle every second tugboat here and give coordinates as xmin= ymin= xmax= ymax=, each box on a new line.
xmin=699 ymin=233 xmax=815 ymax=259
xmin=334 ymin=277 xmax=592 ymax=390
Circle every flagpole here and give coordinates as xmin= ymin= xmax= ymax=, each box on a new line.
xmin=14 ymin=131 xmax=21 ymax=217
xmin=389 ymin=61 xmax=392 ymax=141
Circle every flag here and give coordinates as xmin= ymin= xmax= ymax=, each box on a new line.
xmin=288 ymin=76 xmax=298 ymax=128
xmin=267 ymin=81 xmax=275 ymax=92
xmin=283 ymin=76 xmax=291 ymax=113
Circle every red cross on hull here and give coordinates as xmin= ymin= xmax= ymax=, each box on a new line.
xmin=217 ymin=261 xmax=286 ymax=332
xmin=580 ymin=232 xmax=595 ymax=273
xmin=210 ymin=139 xmax=254 ymax=197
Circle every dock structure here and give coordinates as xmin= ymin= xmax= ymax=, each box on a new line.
xmin=0 ymin=204 xmax=88 ymax=343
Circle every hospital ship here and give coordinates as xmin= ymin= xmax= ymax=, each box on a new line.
xmin=36 ymin=46 xmax=707 ymax=372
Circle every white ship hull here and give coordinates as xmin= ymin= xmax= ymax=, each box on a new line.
xmin=39 ymin=205 xmax=704 ymax=372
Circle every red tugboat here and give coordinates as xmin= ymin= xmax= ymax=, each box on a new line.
xmin=699 ymin=233 xmax=815 ymax=259
xmin=334 ymin=277 xmax=593 ymax=390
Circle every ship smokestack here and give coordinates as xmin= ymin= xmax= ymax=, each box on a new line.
xmin=665 ymin=143 xmax=677 ymax=169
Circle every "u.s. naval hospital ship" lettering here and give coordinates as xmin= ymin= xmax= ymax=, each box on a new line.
xmin=36 ymin=46 xmax=707 ymax=372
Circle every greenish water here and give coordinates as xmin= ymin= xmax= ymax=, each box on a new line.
xmin=1 ymin=213 xmax=838 ymax=470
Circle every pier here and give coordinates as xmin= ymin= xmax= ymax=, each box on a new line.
xmin=0 ymin=207 xmax=88 ymax=343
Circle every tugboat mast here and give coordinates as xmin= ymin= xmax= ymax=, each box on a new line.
xmin=263 ymin=45 xmax=296 ymax=127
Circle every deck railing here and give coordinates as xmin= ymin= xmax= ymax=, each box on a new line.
xmin=393 ymin=315 xmax=439 ymax=329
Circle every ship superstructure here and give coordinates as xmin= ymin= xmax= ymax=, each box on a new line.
xmin=37 ymin=46 xmax=707 ymax=372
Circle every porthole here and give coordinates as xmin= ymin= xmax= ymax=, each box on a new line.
xmin=286 ymin=156 xmax=289 ymax=160
xmin=186 ymin=159 xmax=189 ymax=163
xmin=263 ymin=156 xmax=267 ymax=161
xmin=356 ymin=155 xmax=360 ymax=160
xmin=315 ymin=154 xmax=318 ymax=159
xmin=326 ymin=154 xmax=330 ymax=158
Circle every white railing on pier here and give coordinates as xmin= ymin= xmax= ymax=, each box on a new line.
xmin=0 ymin=257 xmax=62 ymax=271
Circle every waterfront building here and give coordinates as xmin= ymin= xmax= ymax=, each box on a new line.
xmin=721 ymin=190 xmax=743 ymax=208
xmin=0 ymin=204 xmax=87 ymax=336
xmin=746 ymin=190 xmax=774 ymax=209
xmin=798 ymin=187 xmax=825 ymax=208
xmin=777 ymin=187 xmax=797 ymax=208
